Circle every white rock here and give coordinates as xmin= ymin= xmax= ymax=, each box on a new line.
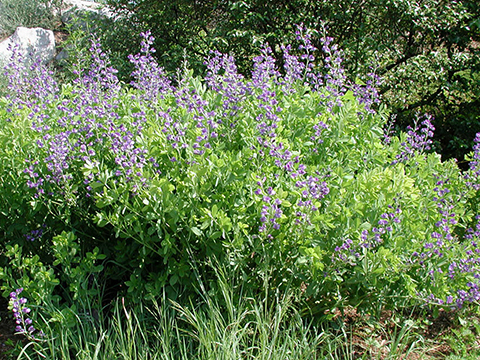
xmin=61 ymin=0 xmax=115 ymax=29
xmin=0 ymin=27 xmax=56 ymax=66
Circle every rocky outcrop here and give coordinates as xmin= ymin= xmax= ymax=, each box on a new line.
xmin=0 ymin=27 xmax=55 ymax=66
xmin=0 ymin=1 xmax=111 ymax=67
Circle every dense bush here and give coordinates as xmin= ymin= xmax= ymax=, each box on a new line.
xmin=1 ymin=27 xmax=480 ymax=341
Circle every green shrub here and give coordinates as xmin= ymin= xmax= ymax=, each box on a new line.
xmin=1 ymin=28 xmax=480 ymax=337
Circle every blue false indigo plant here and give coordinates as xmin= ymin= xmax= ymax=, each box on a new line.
xmin=1 ymin=25 xmax=480 ymax=327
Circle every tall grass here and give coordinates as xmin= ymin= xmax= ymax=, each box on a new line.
xmin=9 ymin=261 xmax=480 ymax=359
xmin=14 ymin=264 xmax=327 ymax=360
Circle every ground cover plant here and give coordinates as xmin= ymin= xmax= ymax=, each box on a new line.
xmin=0 ymin=25 xmax=480 ymax=358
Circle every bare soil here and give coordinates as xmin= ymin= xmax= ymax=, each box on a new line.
xmin=325 ymin=306 xmax=480 ymax=359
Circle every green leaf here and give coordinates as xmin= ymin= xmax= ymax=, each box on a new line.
xmin=342 ymin=90 xmax=355 ymax=101
xmin=211 ymin=204 xmax=218 ymax=217
xmin=191 ymin=227 xmax=203 ymax=236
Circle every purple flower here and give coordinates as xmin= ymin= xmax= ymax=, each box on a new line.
xmin=349 ymin=71 xmax=382 ymax=114
xmin=205 ymin=51 xmax=248 ymax=121
xmin=129 ymin=31 xmax=173 ymax=103
xmin=281 ymin=44 xmax=305 ymax=94
xmin=3 ymin=42 xmax=58 ymax=116
xmin=9 ymin=289 xmax=43 ymax=340
xmin=255 ymin=184 xmax=284 ymax=233
xmin=393 ymin=113 xmax=435 ymax=164
xmin=24 ymin=224 xmax=46 ymax=242
xmin=465 ymin=133 xmax=480 ymax=190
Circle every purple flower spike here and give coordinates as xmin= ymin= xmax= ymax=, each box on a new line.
xmin=465 ymin=133 xmax=480 ymax=190
xmin=393 ymin=113 xmax=435 ymax=164
xmin=205 ymin=51 xmax=247 ymax=120
xmin=9 ymin=288 xmax=43 ymax=341
xmin=129 ymin=31 xmax=173 ymax=103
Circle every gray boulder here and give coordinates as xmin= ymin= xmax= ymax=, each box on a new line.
xmin=0 ymin=1 xmax=116 ymax=66
xmin=61 ymin=0 xmax=115 ymax=30
xmin=0 ymin=27 xmax=55 ymax=66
